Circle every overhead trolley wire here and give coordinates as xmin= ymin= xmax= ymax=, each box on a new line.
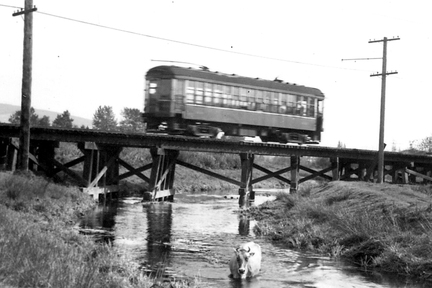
xmin=36 ymin=11 xmax=372 ymax=72
xmin=0 ymin=3 xmax=21 ymax=9
xmin=1 ymin=3 xmax=371 ymax=72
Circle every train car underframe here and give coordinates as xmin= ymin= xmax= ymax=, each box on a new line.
xmin=145 ymin=115 xmax=320 ymax=144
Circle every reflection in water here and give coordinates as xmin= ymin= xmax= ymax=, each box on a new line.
xmin=80 ymin=203 xmax=118 ymax=243
xmin=238 ymin=215 xmax=251 ymax=236
xmin=80 ymin=194 xmax=429 ymax=288
xmin=144 ymin=203 xmax=173 ymax=276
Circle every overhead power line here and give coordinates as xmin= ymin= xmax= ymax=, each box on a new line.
xmin=36 ymin=10 xmax=370 ymax=72
xmin=0 ymin=3 xmax=21 ymax=9
xmin=341 ymin=57 xmax=382 ymax=61
xmin=38 ymin=11 xmax=358 ymax=70
xmin=1 ymin=4 xmax=371 ymax=72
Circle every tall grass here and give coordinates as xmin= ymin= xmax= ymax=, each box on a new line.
xmin=250 ymin=182 xmax=432 ymax=279
xmin=0 ymin=172 xmax=204 ymax=287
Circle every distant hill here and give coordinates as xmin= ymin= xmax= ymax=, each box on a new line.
xmin=0 ymin=103 xmax=93 ymax=128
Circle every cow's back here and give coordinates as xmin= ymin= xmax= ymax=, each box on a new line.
xmin=243 ymin=242 xmax=261 ymax=276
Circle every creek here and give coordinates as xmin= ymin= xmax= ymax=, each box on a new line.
xmin=80 ymin=191 xmax=427 ymax=288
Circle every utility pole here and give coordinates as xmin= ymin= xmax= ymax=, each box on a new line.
xmin=13 ymin=1 xmax=37 ymax=171
xmin=369 ymin=37 xmax=400 ymax=183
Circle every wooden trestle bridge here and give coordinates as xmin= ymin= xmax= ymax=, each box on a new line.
xmin=1 ymin=123 xmax=432 ymax=207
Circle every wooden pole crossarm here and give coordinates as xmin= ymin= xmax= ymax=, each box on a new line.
xmin=12 ymin=6 xmax=37 ymax=16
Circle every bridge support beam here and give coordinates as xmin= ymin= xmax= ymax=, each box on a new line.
xmin=146 ymin=148 xmax=179 ymax=202
xmin=290 ymin=156 xmax=300 ymax=193
xmin=30 ymin=140 xmax=58 ymax=176
xmin=239 ymin=153 xmax=254 ymax=208
xmin=331 ymin=157 xmax=340 ymax=180
xmin=80 ymin=142 xmax=122 ymax=201
xmin=0 ymin=139 xmax=12 ymax=170
xmin=0 ymin=139 xmax=18 ymax=171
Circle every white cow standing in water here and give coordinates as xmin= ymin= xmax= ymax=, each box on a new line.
xmin=229 ymin=242 xmax=262 ymax=279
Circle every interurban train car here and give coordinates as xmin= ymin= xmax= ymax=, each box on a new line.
xmin=143 ymin=65 xmax=325 ymax=143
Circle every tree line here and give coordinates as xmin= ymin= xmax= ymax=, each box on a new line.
xmin=8 ymin=105 xmax=145 ymax=132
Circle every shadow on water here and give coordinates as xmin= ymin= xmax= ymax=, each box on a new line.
xmin=144 ymin=203 xmax=173 ymax=278
xmin=80 ymin=192 xmax=429 ymax=288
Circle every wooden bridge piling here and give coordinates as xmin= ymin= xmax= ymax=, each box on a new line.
xmin=147 ymin=148 xmax=179 ymax=202
xmin=239 ymin=153 xmax=254 ymax=207
xmin=290 ymin=156 xmax=300 ymax=193
xmin=0 ymin=139 xmax=17 ymax=170
xmin=0 ymin=139 xmax=9 ymax=170
xmin=80 ymin=143 xmax=122 ymax=200
xmin=331 ymin=157 xmax=340 ymax=181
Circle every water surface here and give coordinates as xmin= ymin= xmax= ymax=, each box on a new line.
xmin=81 ymin=191 xmax=427 ymax=288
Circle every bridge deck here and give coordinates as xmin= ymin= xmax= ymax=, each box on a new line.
xmin=1 ymin=123 xmax=432 ymax=206
xmin=1 ymin=124 xmax=431 ymax=163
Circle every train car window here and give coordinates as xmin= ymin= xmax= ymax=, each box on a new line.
xmin=270 ymin=92 xmax=278 ymax=113
xmin=149 ymin=82 xmax=157 ymax=94
xmin=248 ymin=102 xmax=256 ymax=110
xmin=273 ymin=92 xmax=280 ymax=106
xmin=227 ymin=94 xmax=233 ymax=107
xmin=296 ymin=96 xmax=306 ymax=116
xmin=308 ymin=97 xmax=315 ymax=117
xmin=232 ymin=87 xmax=239 ymax=107
xmin=204 ymin=83 xmax=213 ymax=105
xmin=248 ymin=89 xmax=256 ymax=110
xmin=255 ymin=90 xmax=263 ymax=111
xmin=239 ymin=88 xmax=247 ymax=101
xmin=302 ymin=96 xmax=309 ymax=116
xmin=222 ymin=86 xmax=231 ymax=107
xmin=280 ymin=93 xmax=287 ymax=114
xmin=264 ymin=92 xmax=271 ymax=112
xmin=256 ymin=90 xmax=263 ymax=103
xmin=214 ymin=84 xmax=222 ymax=106
xmin=239 ymin=88 xmax=248 ymax=109
xmin=318 ymin=100 xmax=324 ymax=115
xmin=287 ymin=94 xmax=296 ymax=114
xmin=186 ymin=81 xmax=195 ymax=104
xmin=264 ymin=91 xmax=271 ymax=104
xmin=195 ymin=82 xmax=204 ymax=104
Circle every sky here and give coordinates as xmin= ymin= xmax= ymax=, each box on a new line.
xmin=1 ymin=0 xmax=431 ymax=150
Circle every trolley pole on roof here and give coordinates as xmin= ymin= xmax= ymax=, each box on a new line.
xmin=369 ymin=37 xmax=399 ymax=184
xmin=13 ymin=0 xmax=37 ymax=171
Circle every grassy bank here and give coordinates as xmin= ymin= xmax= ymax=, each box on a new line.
xmin=0 ymin=171 xmax=203 ymax=288
xmin=247 ymin=181 xmax=432 ymax=281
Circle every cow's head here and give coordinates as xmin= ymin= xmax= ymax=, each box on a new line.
xmin=234 ymin=246 xmax=255 ymax=278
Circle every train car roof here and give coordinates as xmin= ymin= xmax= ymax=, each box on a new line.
xmin=146 ymin=65 xmax=325 ymax=98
